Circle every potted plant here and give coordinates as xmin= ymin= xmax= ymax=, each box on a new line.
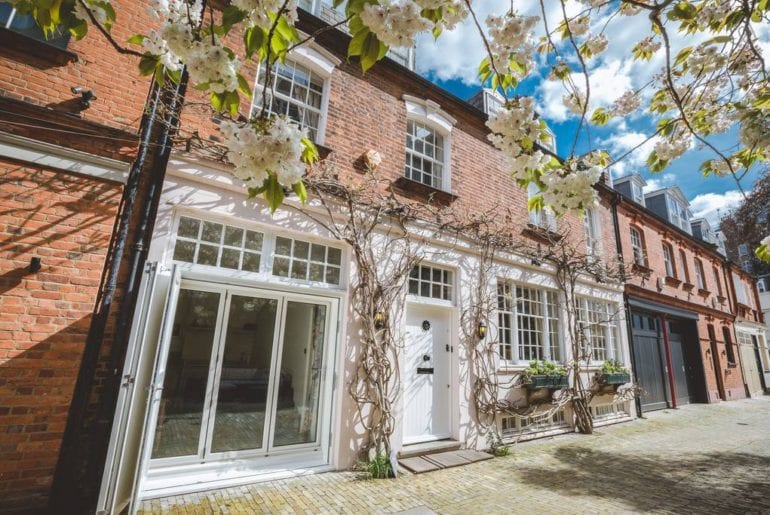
xmin=522 ymin=360 xmax=569 ymax=390
xmin=599 ymin=359 xmax=631 ymax=385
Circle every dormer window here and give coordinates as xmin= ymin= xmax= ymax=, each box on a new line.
xmin=631 ymin=182 xmax=645 ymax=205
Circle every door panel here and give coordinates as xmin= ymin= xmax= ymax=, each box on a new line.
xmin=210 ymin=296 xmax=280 ymax=453
xmin=668 ymin=334 xmax=691 ymax=405
xmin=271 ymin=301 xmax=328 ymax=447
xmin=151 ymin=289 xmax=223 ymax=459
xmin=404 ymin=305 xmax=451 ymax=443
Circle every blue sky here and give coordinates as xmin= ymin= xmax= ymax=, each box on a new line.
xmin=412 ymin=1 xmax=770 ymax=227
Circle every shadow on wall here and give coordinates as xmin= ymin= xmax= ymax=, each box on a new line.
xmin=515 ymin=446 xmax=770 ymax=512
xmin=0 ymin=163 xmax=121 ymax=512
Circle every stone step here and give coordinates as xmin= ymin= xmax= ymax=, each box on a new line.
xmin=397 ymin=439 xmax=462 ymax=459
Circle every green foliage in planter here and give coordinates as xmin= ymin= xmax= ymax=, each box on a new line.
xmin=600 ymin=359 xmax=629 ymax=375
xmin=522 ymin=359 xmax=568 ymax=382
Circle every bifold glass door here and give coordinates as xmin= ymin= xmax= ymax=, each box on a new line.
xmin=150 ymin=283 xmax=332 ymax=463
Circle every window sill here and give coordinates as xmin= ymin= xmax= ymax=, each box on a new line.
xmin=664 ymin=276 xmax=681 ymax=287
xmin=727 ymin=361 xmax=738 ymax=368
xmin=391 ymin=176 xmax=457 ymax=205
xmin=0 ymin=27 xmax=77 ymax=67
xmin=717 ymin=295 xmax=727 ymax=304
xmin=632 ymin=263 xmax=653 ymax=275
xmin=521 ymin=224 xmax=562 ymax=244
xmin=697 ymin=288 xmax=711 ymax=296
xmin=682 ymin=282 xmax=695 ymax=291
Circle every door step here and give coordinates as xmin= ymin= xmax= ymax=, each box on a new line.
xmin=398 ymin=439 xmax=461 ymax=459
xmin=398 ymin=449 xmax=493 ymax=474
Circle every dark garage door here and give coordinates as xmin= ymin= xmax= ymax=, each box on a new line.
xmin=631 ymin=312 xmax=669 ymax=411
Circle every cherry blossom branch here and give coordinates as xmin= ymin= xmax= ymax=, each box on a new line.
xmin=75 ymin=0 xmax=142 ymax=57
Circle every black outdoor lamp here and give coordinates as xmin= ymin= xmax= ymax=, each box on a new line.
xmin=373 ymin=311 xmax=386 ymax=330
xmin=477 ymin=322 xmax=488 ymax=340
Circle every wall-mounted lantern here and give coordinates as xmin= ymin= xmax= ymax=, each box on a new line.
xmin=477 ymin=322 xmax=488 ymax=340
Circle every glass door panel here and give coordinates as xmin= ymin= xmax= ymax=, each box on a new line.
xmin=152 ymin=289 xmax=221 ymax=459
xmin=272 ymin=302 xmax=327 ymax=447
xmin=211 ymin=295 xmax=279 ymax=453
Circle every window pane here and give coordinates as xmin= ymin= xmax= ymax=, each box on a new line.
xmin=309 ymin=263 xmax=325 ymax=282
xmin=325 ymin=267 xmax=340 ymax=285
xmin=327 ymin=247 xmax=341 ymax=265
xmin=178 ymin=217 xmax=201 ymax=238
xmin=220 ymin=248 xmax=241 ymax=270
xmin=197 ymin=244 xmax=219 ymax=266
xmin=291 ymin=260 xmax=308 ymax=280
xmin=173 ymin=240 xmax=196 ymax=263
xmin=224 ymin=226 xmax=244 ymax=247
xmin=245 ymin=230 xmax=263 ymax=251
xmin=275 ymin=237 xmax=292 ymax=256
xmin=211 ymin=296 xmax=278 ymax=452
xmin=273 ymin=256 xmax=290 ymax=277
xmin=293 ymin=240 xmax=310 ymax=260
xmin=201 ymin=221 xmax=223 ymax=243
xmin=242 ymin=252 xmax=261 ymax=272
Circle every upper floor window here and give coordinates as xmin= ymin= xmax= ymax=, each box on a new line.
xmin=738 ymin=243 xmax=750 ymax=257
xmin=722 ymin=327 xmax=737 ymax=365
xmin=576 ymin=298 xmax=621 ymax=362
xmin=662 ymin=243 xmax=676 ymax=278
xmin=630 ymin=227 xmax=646 ymax=266
xmin=497 ymin=282 xmax=560 ymax=363
xmin=0 ymin=3 xmax=69 ymax=48
xmin=403 ymin=95 xmax=454 ymax=192
xmin=252 ymin=47 xmax=337 ymax=144
xmin=584 ymin=208 xmax=600 ymax=257
xmin=631 ymin=182 xmax=645 ymax=205
xmin=733 ymin=272 xmax=750 ymax=305
xmin=712 ymin=267 xmax=723 ymax=297
xmin=679 ymin=249 xmax=690 ymax=284
xmin=405 ymin=120 xmax=445 ymax=189
xmin=759 ymin=278 xmax=767 ymax=293
xmin=528 ymin=183 xmax=557 ymax=232
xmin=409 ymin=263 xmax=453 ymax=301
xmin=694 ymin=259 xmax=706 ymax=290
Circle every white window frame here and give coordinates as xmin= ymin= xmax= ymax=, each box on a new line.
xmin=528 ymin=183 xmax=557 ymax=232
xmin=403 ymin=95 xmax=455 ymax=192
xmin=630 ymin=227 xmax=645 ymax=266
xmin=758 ymin=278 xmax=767 ymax=293
xmin=252 ymin=45 xmax=339 ymax=145
xmin=584 ymin=208 xmax=600 ymax=258
xmin=497 ymin=281 xmax=561 ymax=365
xmin=404 ymin=120 xmax=447 ymax=189
xmin=408 ymin=263 xmax=454 ymax=303
xmin=631 ymin=182 xmax=645 ymax=205
xmin=733 ymin=272 xmax=749 ymax=305
xmin=694 ymin=259 xmax=706 ymax=290
xmin=171 ymin=215 xmax=265 ymax=273
xmin=662 ymin=243 xmax=675 ymax=278
xmin=272 ymin=235 xmax=343 ymax=286
xmin=576 ymin=297 xmax=621 ymax=364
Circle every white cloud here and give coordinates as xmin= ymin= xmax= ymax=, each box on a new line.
xmin=599 ymin=129 xmax=659 ymax=176
xmin=689 ymin=190 xmax=744 ymax=226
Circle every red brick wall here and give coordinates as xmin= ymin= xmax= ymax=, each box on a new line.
xmin=615 ymin=201 xmax=746 ymax=402
xmin=0 ymin=160 xmax=121 ymax=510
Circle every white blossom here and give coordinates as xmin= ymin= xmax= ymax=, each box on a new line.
xmin=585 ymin=33 xmax=608 ymax=56
xmin=221 ymin=117 xmax=308 ymax=188
xmin=619 ymin=3 xmax=642 ymax=16
xmin=485 ymin=12 xmax=539 ymax=80
xmin=567 ymin=16 xmax=590 ymax=37
xmin=636 ymin=36 xmax=661 ymax=54
xmin=232 ymin=0 xmax=298 ymax=30
xmin=610 ymin=91 xmax=642 ymax=116
xmin=541 ymin=160 xmax=602 ymax=215
xmin=359 ymin=0 xmax=432 ymax=48
xmin=654 ymin=133 xmax=691 ymax=161
xmin=486 ymin=97 xmax=550 ymax=182
xmin=73 ymin=0 xmax=112 ymax=26
xmin=563 ymin=92 xmax=586 ymax=116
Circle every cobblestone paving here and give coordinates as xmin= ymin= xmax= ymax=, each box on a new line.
xmin=139 ymin=397 xmax=770 ymax=514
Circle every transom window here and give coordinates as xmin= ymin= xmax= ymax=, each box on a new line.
xmin=408 ymin=264 xmax=453 ymax=301
xmin=173 ymin=216 xmax=264 ymax=272
xmin=254 ymin=59 xmax=325 ymax=142
xmin=630 ymin=227 xmax=645 ymax=266
xmin=497 ymin=282 xmax=560 ymax=363
xmin=662 ymin=243 xmax=675 ymax=277
xmin=694 ymin=259 xmax=706 ymax=290
xmin=404 ymin=120 xmax=445 ymax=189
xmin=273 ymin=236 xmax=342 ymax=285
xmin=577 ymin=298 xmax=620 ymax=362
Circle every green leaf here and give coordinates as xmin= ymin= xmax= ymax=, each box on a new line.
xmin=756 ymin=243 xmax=770 ymax=263
xmin=69 ymin=19 xmax=88 ymax=39
xmin=127 ymin=34 xmax=146 ymax=45
xmin=590 ymin=107 xmax=610 ymax=126
xmin=301 ymin=137 xmax=319 ymax=164
xmin=264 ymin=174 xmax=285 ymax=214
xmin=527 ymin=193 xmax=544 ymax=213
xmin=244 ymin=26 xmax=266 ymax=59
xmin=237 ymin=74 xmax=251 ymax=97
xmin=348 ymin=27 xmax=368 ymax=58
xmin=358 ymin=31 xmax=387 ymax=73
xmin=210 ymin=91 xmax=225 ymax=113
xmin=138 ymin=54 xmax=159 ymax=76
xmin=222 ymin=5 xmax=246 ymax=33
xmin=292 ymin=180 xmax=308 ymax=203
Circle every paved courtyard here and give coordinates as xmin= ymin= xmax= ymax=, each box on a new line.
xmin=139 ymin=397 xmax=770 ymax=514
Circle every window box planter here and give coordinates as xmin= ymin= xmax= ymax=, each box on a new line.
xmin=599 ymin=372 xmax=631 ymax=385
xmin=526 ymin=375 xmax=569 ymax=390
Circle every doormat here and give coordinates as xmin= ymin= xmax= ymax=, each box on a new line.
xmin=398 ymin=449 xmax=492 ymax=474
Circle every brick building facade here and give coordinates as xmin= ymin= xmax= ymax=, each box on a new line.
xmin=0 ymin=1 xmax=763 ymax=513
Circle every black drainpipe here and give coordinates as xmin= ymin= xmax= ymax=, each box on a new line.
xmin=50 ymin=63 xmax=190 ymax=512
xmin=610 ymin=190 xmax=643 ymax=418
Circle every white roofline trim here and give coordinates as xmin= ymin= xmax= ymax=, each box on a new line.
xmin=0 ymin=131 xmax=130 ymax=183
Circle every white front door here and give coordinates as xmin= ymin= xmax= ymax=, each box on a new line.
xmin=403 ymin=303 xmax=452 ymax=444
